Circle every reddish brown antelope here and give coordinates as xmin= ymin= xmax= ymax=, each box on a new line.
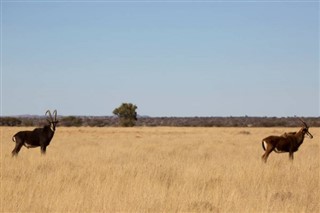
xmin=11 ymin=110 xmax=59 ymax=156
xmin=261 ymin=119 xmax=313 ymax=163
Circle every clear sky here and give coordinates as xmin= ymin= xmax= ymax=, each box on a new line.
xmin=1 ymin=1 xmax=319 ymax=117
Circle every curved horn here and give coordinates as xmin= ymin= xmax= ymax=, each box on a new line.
xmin=45 ymin=110 xmax=54 ymax=122
xmin=53 ymin=110 xmax=57 ymax=122
xmin=298 ymin=117 xmax=308 ymax=128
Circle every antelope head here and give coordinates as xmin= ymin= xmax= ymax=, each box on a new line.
xmin=45 ymin=110 xmax=59 ymax=131
xmin=298 ymin=118 xmax=313 ymax=139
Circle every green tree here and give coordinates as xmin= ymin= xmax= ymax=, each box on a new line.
xmin=113 ymin=103 xmax=138 ymax=127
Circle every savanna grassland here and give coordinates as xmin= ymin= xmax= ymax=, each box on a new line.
xmin=1 ymin=127 xmax=319 ymax=212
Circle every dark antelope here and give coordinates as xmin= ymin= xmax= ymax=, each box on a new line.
xmin=261 ymin=118 xmax=313 ymax=163
xmin=11 ymin=110 xmax=59 ymax=156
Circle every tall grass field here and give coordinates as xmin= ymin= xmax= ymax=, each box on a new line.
xmin=1 ymin=127 xmax=319 ymax=212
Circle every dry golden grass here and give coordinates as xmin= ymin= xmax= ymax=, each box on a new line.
xmin=1 ymin=127 xmax=319 ymax=212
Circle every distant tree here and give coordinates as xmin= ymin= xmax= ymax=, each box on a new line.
xmin=113 ymin=103 xmax=138 ymax=127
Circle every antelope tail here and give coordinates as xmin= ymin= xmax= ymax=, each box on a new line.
xmin=262 ymin=140 xmax=266 ymax=151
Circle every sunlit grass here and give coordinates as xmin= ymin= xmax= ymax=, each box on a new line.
xmin=1 ymin=127 xmax=319 ymax=212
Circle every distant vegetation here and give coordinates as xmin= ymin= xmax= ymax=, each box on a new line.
xmin=1 ymin=116 xmax=319 ymax=127
xmin=113 ymin=103 xmax=138 ymax=127
xmin=0 ymin=117 xmax=22 ymax=126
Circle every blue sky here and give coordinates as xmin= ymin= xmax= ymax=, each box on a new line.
xmin=1 ymin=1 xmax=319 ymax=117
